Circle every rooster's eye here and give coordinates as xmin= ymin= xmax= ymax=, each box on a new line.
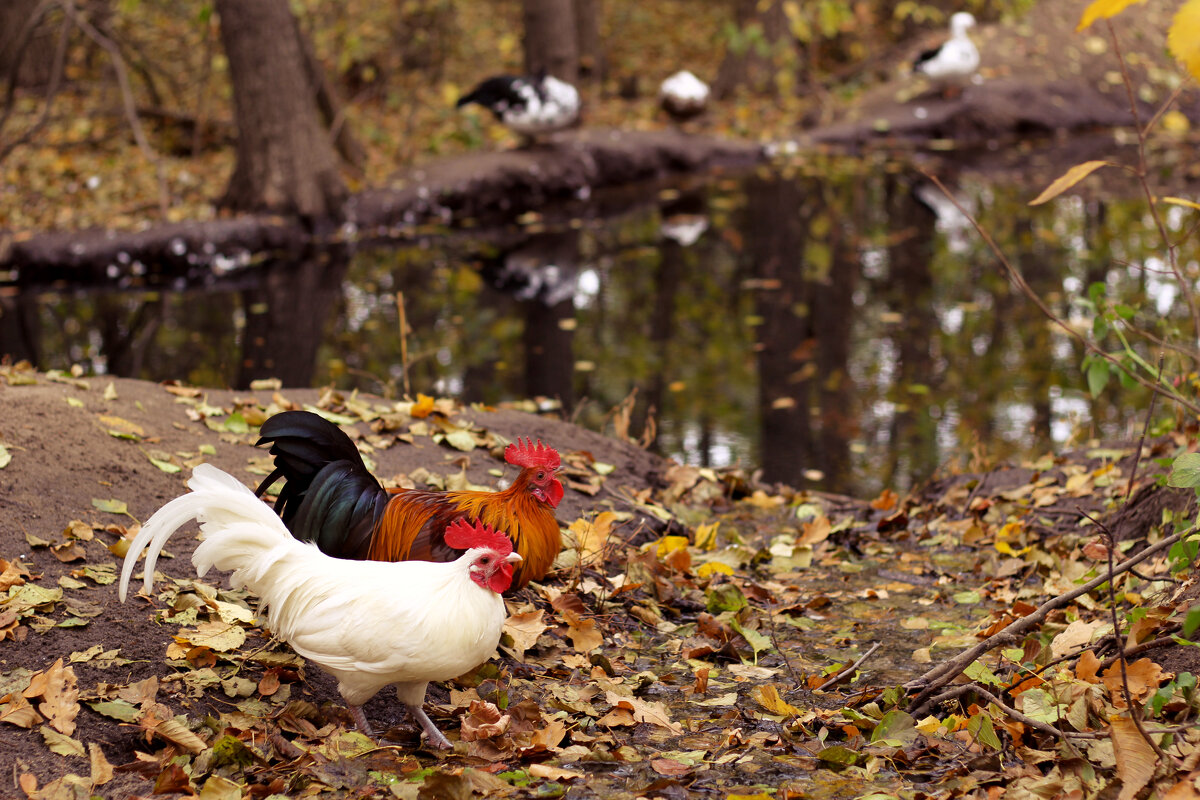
xmin=480 ymin=557 xmax=491 ymax=564
xmin=536 ymin=471 xmax=545 ymax=480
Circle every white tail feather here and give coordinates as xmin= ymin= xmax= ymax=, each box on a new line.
xmin=118 ymin=463 xmax=292 ymax=602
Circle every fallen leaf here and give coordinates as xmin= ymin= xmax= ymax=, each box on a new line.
xmin=753 ymin=684 xmax=803 ymax=716
xmin=25 ymin=659 xmax=80 ymax=736
xmin=604 ymin=691 xmax=682 ymax=733
xmin=89 ymin=742 xmax=114 ymax=785
xmin=503 ymin=609 xmax=547 ymax=661
xmin=459 ymin=700 xmax=510 ymax=742
xmin=528 ymin=763 xmax=584 ymax=781
xmin=1111 ymin=713 xmax=1157 ymax=800
xmin=40 ymin=725 xmax=85 ymax=757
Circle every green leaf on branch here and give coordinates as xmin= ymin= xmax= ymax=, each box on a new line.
xmin=1086 ymin=359 xmax=1110 ymax=398
xmin=1166 ymin=453 xmax=1200 ymax=489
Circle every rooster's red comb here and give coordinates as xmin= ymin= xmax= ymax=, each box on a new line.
xmin=445 ymin=518 xmax=513 ymax=555
xmin=505 ymin=437 xmax=560 ymax=470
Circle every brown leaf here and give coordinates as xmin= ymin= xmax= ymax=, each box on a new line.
xmin=153 ymin=762 xmax=192 ymax=795
xmin=550 ymin=593 xmax=587 ymax=615
xmin=595 ymin=706 xmax=636 ymax=727
xmin=1077 ymin=650 xmax=1101 ymax=683
xmin=1111 ymin=713 xmax=1157 ymax=800
xmin=1082 ymin=539 xmax=1110 ymax=561
xmin=528 ymin=719 xmax=567 ymax=752
xmin=51 ymin=541 xmax=87 ymax=563
xmin=502 ymin=609 xmax=547 ymax=661
xmin=144 ymin=715 xmax=207 ymax=754
xmin=870 ymin=489 xmax=898 ymax=511
xmin=1102 ymin=658 xmax=1167 ymax=705
xmin=18 ymin=773 xmax=36 ymax=796
xmin=89 ymin=742 xmax=114 ymax=786
xmin=753 ymin=685 xmax=804 ymax=717
xmin=26 ymin=659 xmax=80 ymax=736
xmin=693 ymin=667 xmax=709 ymax=695
xmin=798 ymin=515 xmax=832 ymax=546
xmin=0 ymin=693 xmax=43 ymax=728
xmin=651 ymin=758 xmax=692 ymax=776
xmin=528 ymin=763 xmax=584 ymax=781
xmin=0 ymin=558 xmax=32 ymax=591
xmin=459 ymin=700 xmax=510 ymax=742
xmin=258 ymin=669 xmax=281 ymax=697
xmin=562 ymin=612 xmax=603 ymax=653
xmin=604 ymin=691 xmax=682 ymax=733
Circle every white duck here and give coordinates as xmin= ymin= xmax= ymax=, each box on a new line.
xmin=913 ymin=12 xmax=979 ymax=87
xmin=659 ymin=70 xmax=710 ymax=124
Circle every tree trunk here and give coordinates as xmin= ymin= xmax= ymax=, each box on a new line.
xmin=714 ymin=0 xmax=789 ymax=99
xmin=522 ymin=0 xmax=579 ymax=84
xmin=214 ymin=0 xmax=347 ymax=226
xmin=0 ymin=0 xmax=58 ymax=89
xmin=574 ymin=0 xmax=603 ymax=82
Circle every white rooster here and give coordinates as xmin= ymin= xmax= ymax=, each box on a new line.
xmin=118 ymin=463 xmax=520 ymax=748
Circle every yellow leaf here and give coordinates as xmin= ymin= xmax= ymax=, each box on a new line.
xmin=697 ymin=561 xmax=734 ymax=578
xmin=1169 ymin=0 xmax=1200 ymax=81
xmin=655 ymin=535 xmax=690 ymax=557
xmin=1161 ymin=110 xmax=1191 ymax=134
xmin=1161 ymin=196 xmax=1200 ymax=211
xmin=752 ymin=684 xmax=804 ymax=716
xmin=694 ymin=521 xmax=720 ymax=551
xmin=410 ymin=393 xmax=434 ymax=419
xmin=1030 ymin=161 xmax=1110 ymax=205
xmin=915 ymin=715 xmax=944 ymax=735
xmin=1077 ymin=0 xmax=1148 ymax=31
xmin=567 ymin=511 xmax=616 ymax=566
xmin=994 ymin=541 xmax=1032 ymax=556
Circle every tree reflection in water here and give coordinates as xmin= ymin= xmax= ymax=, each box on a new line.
xmin=0 ymin=160 xmax=1164 ymax=495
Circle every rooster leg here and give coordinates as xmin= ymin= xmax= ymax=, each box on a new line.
xmin=348 ymin=705 xmax=375 ymax=738
xmin=406 ymin=704 xmax=452 ymax=750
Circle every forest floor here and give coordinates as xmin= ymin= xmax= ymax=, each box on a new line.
xmin=1 ymin=366 xmax=1199 ymax=800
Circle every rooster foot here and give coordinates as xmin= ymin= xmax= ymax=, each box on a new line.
xmin=407 ymin=704 xmax=452 ymax=750
xmin=348 ymin=705 xmax=376 ymax=738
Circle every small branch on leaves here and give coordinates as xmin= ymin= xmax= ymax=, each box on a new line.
xmin=815 ymin=642 xmax=880 ymax=692
xmin=1079 ymin=506 xmax=1181 ymax=769
xmin=906 ymin=531 xmax=1184 ymax=717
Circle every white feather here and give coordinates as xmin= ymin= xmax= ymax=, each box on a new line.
xmin=504 ymin=75 xmax=580 ymax=135
xmin=119 ymin=463 xmax=508 ymax=709
xmin=915 ymin=12 xmax=979 ymax=82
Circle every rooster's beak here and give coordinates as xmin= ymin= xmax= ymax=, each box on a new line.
xmin=505 ymin=552 xmax=523 ymax=564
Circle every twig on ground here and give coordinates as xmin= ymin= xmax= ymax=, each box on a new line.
xmin=1080 ymin=507 xmax=1180 ymax=768
xmin=906 ymin=531 xmax=1185 ymax=716
xmin=927 ymin=684 xmax=1105 ymax=741
xmin=815 ymin=642 xmax=880 ymax=692
xmin=761 ymin=600 xmax=803 ymax=687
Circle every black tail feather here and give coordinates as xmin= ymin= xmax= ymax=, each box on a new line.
xmin=256 ymin=410 xmax=387 ymax=557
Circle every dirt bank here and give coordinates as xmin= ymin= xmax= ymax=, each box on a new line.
xmin=1 ymin=129 xmax=762 ymax=279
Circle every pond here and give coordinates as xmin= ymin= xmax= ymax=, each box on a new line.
xmin=1 ymin=142 xmax=1187 ymax=496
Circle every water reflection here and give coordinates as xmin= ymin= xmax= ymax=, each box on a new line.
xmin=1 ymin=156 xmax=1167 ymax=495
